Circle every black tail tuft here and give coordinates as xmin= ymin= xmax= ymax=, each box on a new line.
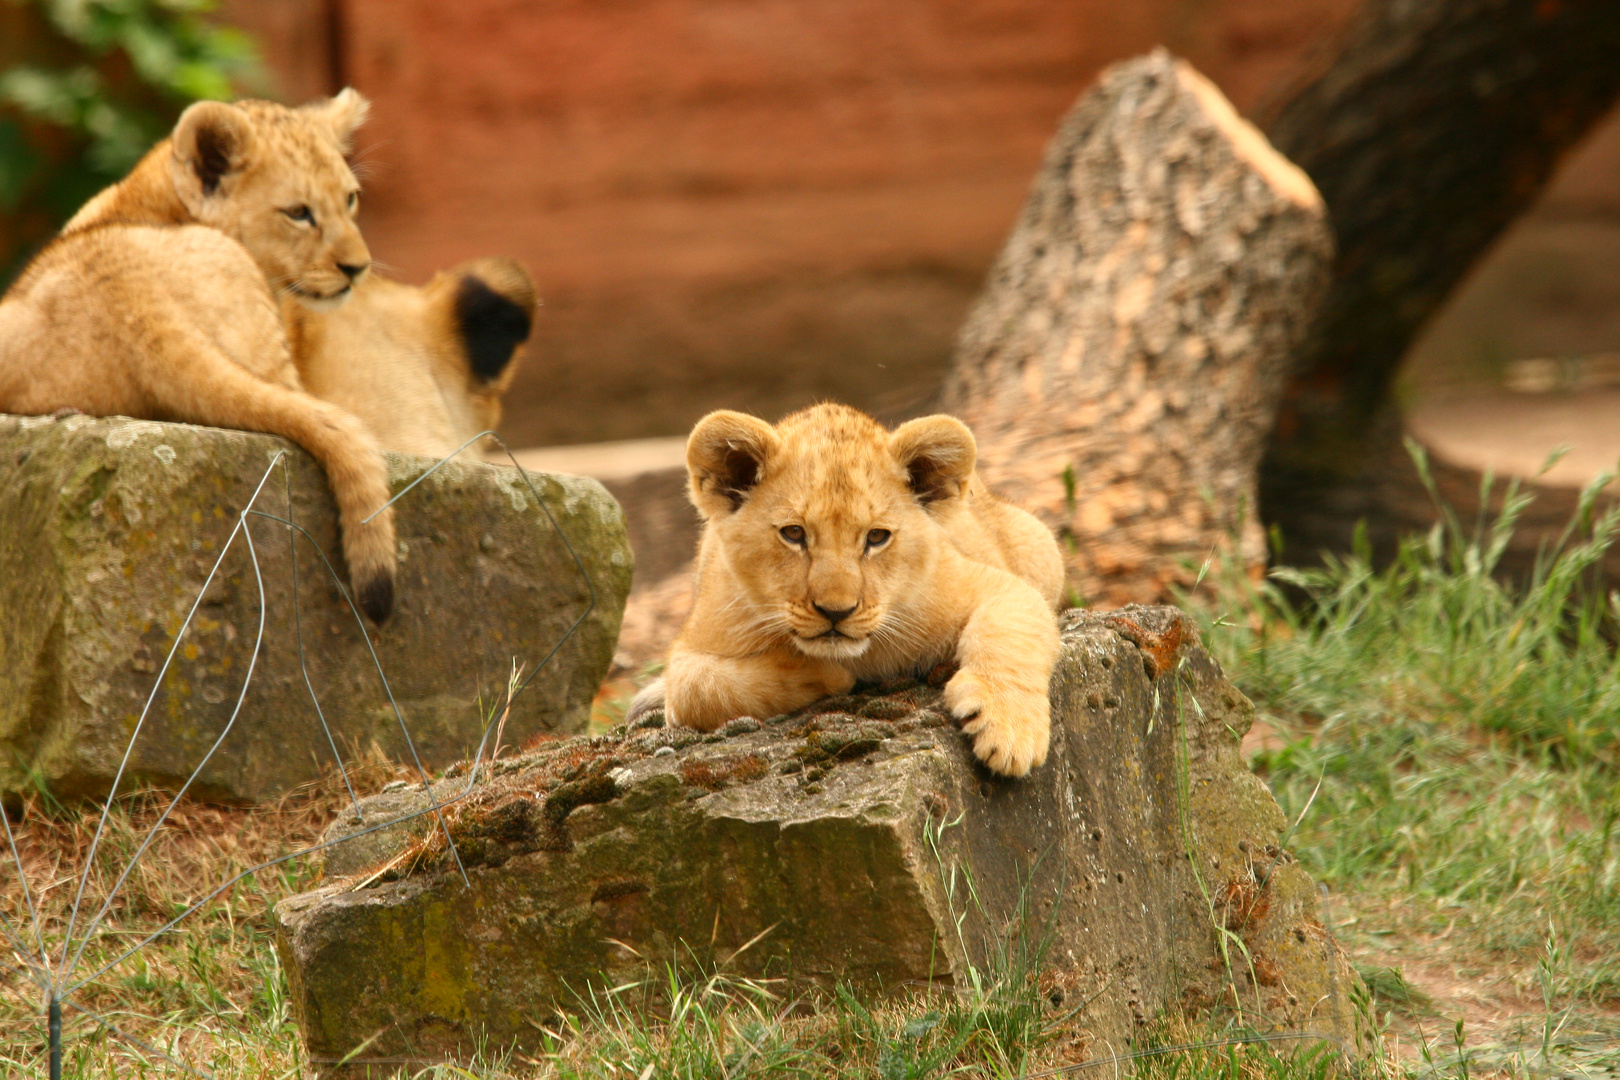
xmin=356 ymin=573 xmax=395 ymax=624
xmin=454 ymin=275 xmax=532 ymax=384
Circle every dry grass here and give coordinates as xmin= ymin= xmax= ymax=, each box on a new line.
xmin=0 ymin=752 xmax=408 ymax=1078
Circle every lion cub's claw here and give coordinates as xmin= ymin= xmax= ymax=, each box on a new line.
xmin=944 ymin=671 xmax=1050 ymax=779
xmin=344 ymin=508 xmax=398 ymax=624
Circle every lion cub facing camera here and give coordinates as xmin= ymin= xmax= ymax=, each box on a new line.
xmin=631 ymin=403 xmax=1065 ymax=777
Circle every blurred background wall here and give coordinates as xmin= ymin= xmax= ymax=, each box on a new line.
xmin=25 ymin=0 xmax=1620 ymax=454
xmin=220 ymin=0 xmax=1373 ymax=447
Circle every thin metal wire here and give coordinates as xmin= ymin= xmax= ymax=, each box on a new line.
xmin=0 ymin=798 xmax=44 ymax=967
xmin=52 ymin=453 xmax=288 ymax=987
xmin=283 ymin=462 xmax=364 ymax=822
xmin=487 ymin=432 xmax=599 ymax=702
xmin=64 ymin=777 xmax=483 ymax=995
xmin=1 ymin=430 xmax=606 ymax=1075
xmin=58 ymin=995 xmax=221 ymax=1080
xmin=358 ymin=430 xmax=490 ymax=524
xmin=58 ymin=479 xmax=273 ymax=992
xmin=0 ymin=906 xmax=49 ymax=993
xmin=359 ymin=431 xmax=600 ymax=708
xmin=245 ymin=508 xmax=471 ymax=889
xmin=65 ymin=451 xmax=484 ymax=993
xmin=0 ymin=960 xmax=222 ymax=1080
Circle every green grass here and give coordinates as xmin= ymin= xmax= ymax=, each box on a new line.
xmin=1187 ymin=447 xmax=1620 ymax=1061
xmin=6 ymin=446 xmax=1620 ymax=1076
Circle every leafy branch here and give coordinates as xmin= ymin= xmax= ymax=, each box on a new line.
xmin=0 ymin=0 xmax=260 ymax=282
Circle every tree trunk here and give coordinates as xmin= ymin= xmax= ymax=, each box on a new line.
xmin=942 ymin=51 xmax=1333 ymax=606
xmin=1259 ymin=0 xmax=1620 ymax=562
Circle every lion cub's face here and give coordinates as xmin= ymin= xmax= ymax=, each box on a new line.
xmin=168 ymin=92 xmax=372 ymax=309
xmin=687 ymin=404 xmax=978 ymax=660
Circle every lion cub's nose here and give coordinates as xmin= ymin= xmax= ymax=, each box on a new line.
xmin=814 ymin=602 xmax=858 ymax=626
xmin=337 ymin=260 xmax=369 ymax=281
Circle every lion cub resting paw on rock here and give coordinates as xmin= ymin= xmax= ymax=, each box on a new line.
xmin=0 ymin=91 xmax=398 ymax=622
xmin=629 ymin=403 xmax=1065 ymax=777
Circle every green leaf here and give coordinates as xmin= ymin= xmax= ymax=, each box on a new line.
xmin=0 ymin=119 xmax=43 ymax=211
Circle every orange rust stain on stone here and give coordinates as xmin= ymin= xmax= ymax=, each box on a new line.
xmin=1101 ymin=612 xmax=1188 ymax=677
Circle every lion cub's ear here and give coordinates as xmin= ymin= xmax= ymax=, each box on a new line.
xmin=890 ymin=415 xmax=977 ymax=506
xmin=687 ymin=410 xmax=780 ymax=518
xmin=301 ymin=87 xmax=371 ymax=153
xmin=171 ymin=101 xmax=254 ymax=205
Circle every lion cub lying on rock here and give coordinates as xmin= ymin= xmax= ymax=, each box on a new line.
xmin=631 ymin=403 xmax=1065 ymax=776
xmin=0 ymin=91 xmax=399 ymax=621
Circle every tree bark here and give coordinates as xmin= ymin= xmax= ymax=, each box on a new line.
xmin=1259 ymin=0 xmax=1620 ymax=561
xmin=942 ymin=51 xmax=1333 ymax=606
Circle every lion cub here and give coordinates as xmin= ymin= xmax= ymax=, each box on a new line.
xmin=287 ymin=257 xmax=536 ymax=459
xmin=633 ymin=403 xmax=1065 ymax=777
xmin=0 ymin=92 xmax=397 ymax=622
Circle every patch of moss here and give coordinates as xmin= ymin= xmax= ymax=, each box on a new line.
xmin=540 ymin=768 xmax=622 ymax=851
xmin=678 ymin=753 xmax=769 ymax=792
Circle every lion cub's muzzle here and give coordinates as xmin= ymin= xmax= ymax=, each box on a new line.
xmin=791 ymin=600 xmax=876 ymax=659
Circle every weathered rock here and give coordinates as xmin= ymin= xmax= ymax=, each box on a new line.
xmin=276 ymin=607 xmax=1361 ymax=1074
xmin=0 ymin=413 xmax=632 ymax=802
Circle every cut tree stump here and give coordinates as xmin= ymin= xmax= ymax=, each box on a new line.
xmin=942 ymin=51 xmax=1333 ymax=607
xmin=605 ymin=52 xmax=1335 ymax=667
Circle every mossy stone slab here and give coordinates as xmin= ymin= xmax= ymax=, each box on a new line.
xmin=276 ymin=606 xmax=1363 ymax=1074
xmin=0 ymin=412 xmax=632 ymax=802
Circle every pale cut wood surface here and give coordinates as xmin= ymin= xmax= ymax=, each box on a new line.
xmin=943 ymin=50 xmax=1333 ymax=606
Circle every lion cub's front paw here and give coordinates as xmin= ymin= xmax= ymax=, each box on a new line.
xmin=943 ymin=670 xmax=1051 ymax=778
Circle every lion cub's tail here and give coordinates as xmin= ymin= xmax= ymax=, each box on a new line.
xmin=145 ymin=353 xmax=398 ymax=623
xmin=302 ymin=403 xmax=397 ymax=623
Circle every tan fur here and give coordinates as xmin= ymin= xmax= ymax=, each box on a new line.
xmin=631 ymin=403 xmax=1065 ymax=777
xmin=287 ymin=258 xmax=536 ymax=459
xmin=0 ymin=91 xmax=400 ymax=622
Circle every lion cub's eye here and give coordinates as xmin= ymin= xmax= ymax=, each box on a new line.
xmin=283 ymin=205 xmax=316 ymax=226
xmin=866 ymin=528 xmax=892 ymax=549
xmin=346 ymin=191 xmax=359 ymax=214
xmin=779 ymin=525 xmax=806 ymax=545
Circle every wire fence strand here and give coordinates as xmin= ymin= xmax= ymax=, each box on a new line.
xmin=2 ymin=430 xmax=603 ymax=1075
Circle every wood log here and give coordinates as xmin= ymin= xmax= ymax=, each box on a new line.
xmin=942 ymin=51 xmax=1332 ymax=606
xmin=1258 ymin=0 xmax=1620 ymax=562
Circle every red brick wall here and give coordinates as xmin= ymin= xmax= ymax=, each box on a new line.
xmin=227 ymin=0 xmax=1363 ymax=445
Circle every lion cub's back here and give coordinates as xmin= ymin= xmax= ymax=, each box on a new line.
xmin=959 ymin=474 xmax=1066 ymax=609
xmin=292 ymin=276 xmax=472 ymax=458
xmin=0 ymin=224 xmax=289 ymax=414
